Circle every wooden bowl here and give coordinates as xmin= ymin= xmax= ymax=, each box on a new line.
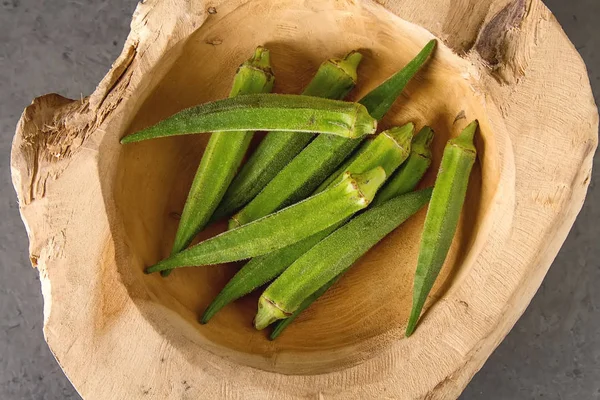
xmin=10 ymin=0 xmax=597 ymax=398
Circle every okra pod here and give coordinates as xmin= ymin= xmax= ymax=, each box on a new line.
xmin=229 ymin=40 xmax=436 ymax=228
xmin=255 ymin=188 xmax=433 ymax=330
xmin=120 ymin=94 xmax=377 ymax=143
xmin=270 ymin=127 xmax=435 ymax=339
xmin=201 ymin=124 xmax=411 ymax=322
xmin=144 ymin=168 xmax=386 ymax=274
xmin=373 ymin=126 xmax=434 ymax=206
xmin=168 ymin=47 xmax=275 ymax=265
xmin=405 ymin=121 xmax=478 ymax=337
xmin=213 ymin=51 xmax=363 ymax=218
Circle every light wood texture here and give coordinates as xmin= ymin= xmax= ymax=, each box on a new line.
xmin=10 ymin=0 xmax=597 ymax=398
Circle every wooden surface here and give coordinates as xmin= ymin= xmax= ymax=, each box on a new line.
xmin=10 ymin=0 xmax=597 ymax=398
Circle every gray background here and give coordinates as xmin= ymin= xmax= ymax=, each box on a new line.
xmin=0 ymin=0 xmax=598 ymax=399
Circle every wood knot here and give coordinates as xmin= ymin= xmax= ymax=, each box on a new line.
xmin=474 ymin=0 xmax=538 ymax=84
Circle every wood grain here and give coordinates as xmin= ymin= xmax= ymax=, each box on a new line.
xmin=10 ymin=0 xmax=597 ymax=398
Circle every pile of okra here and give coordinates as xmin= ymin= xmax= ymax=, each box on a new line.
xmin=121 ymin=40 xmax=478 ymax=338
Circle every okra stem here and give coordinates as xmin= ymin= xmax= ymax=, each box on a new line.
xmin=270 ymin=127 xmax=435 ymax=339
xmin=168 ymin=47 xmax=274 ymax=267
xmin=213 ymin=51 xmax=363 ymax=218
xmin=144 ymin=168 xmax=386 ymax=274
xmin=254 ymin=188 xmax=433 ymax=330
xmin=120 ymin=94 xmax=377 ymax=143
xmin=229 ymin=40 xmax=436 ymax=228
xmin=405 ymin=120 xmax=478 ymax=337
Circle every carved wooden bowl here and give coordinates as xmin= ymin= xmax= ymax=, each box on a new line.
xmin=11 ymin=0 xmax=597 ymax=398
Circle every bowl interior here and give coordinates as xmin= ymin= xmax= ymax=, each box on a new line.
xmin=110 ymin=0 xmax=501 ymax=374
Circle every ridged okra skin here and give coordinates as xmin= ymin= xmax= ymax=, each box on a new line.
xmin=121 ymin=94 xmax=377 ymax=143
xmin=406 ymin=121 xmax=477 ymax=336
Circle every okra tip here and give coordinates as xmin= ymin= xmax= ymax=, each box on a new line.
xmin=145 ymin=258 xmax=172 ymax=274
xmin=120 ymin=122 xmax=169 ymax=144
xmin=144 ymin=265 xmax=157 ymax=274
xmin=463 ymin=119 xmax=479 ymax=139
xmin=199 ymin=309 xmax=213 ymax=325
xmin=424 ymin=39 xmax=437 ymax=54
xmin=451 ymin=120 xmax=478 ymax=151
xmin=120 ymin=134 xmax=136 ymax=144
xmin=254 ymin=296 xmax=289 ymax=330
xmin=405 ymin=309 xmax=421 ymax=337
xmin=269 ymin=323 xmax=287 ymax=340
xmin=201 ymin=283 xmax=237 ymax=324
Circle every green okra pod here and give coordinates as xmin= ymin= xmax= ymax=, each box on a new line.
xmin=229 ymin=40 xmax=436 ymax=229
xmin=405 ymin=120 xmax=478 ymax=337
xmin=202 ymin=124 xmax=412 ymax=322
xmin=144 ymin=168 xmax=386 ymax=274
xmin=373 ymin=126 xmax=434 ymax=206
xmin=167 ymin=47 xmax=275 ymax=270
xmin=255 ymin=188 xmax=433 ymax=330
xmin=120 ymin=94 xmax=377 ymax=143
xmin=270 ymin=127 xmax=435 ymax=339
xmin=213 ymin=51 xmax=363 ymax=219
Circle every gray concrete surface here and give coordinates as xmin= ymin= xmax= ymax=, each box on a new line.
xmin=0 ymin=0 xmax=597 ymax=399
